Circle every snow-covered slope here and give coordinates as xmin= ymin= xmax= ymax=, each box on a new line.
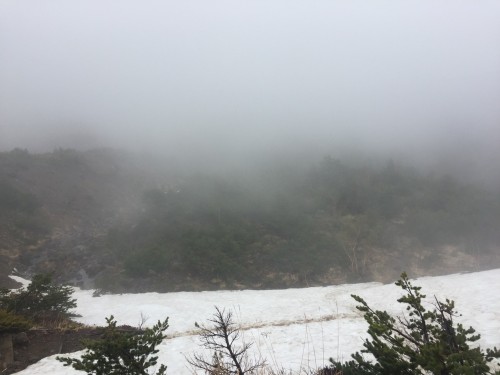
xmin=14 ymin=269 xmax=500 ymax=374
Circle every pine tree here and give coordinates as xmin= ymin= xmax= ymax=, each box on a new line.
xmin=331 ymin=273 xmax=500 ymax=375
xmin=57 ymin=315 xmax=169 ymax=375
xmin=0 ymin=273 xmax=76 ymax=321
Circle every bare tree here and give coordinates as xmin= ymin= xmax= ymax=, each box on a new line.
xmin=339 ymin=215 xmax=368 ymax=277
xmin=188 ymin=307 xmax=265 ymax=374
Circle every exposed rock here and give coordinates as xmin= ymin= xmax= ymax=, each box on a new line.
xmin=0 ymin=334 xmax=13 ymax=371
xmin=12 ymin=332 xmax=29 ymax=346
xmin=3 ymin=326 xmax=142 ymax=375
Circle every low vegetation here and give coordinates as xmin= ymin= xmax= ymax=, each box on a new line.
xmin=48 ymin=274 xmax=498 ymax=375
xmin=1 ymin=272 xmax=498 ymax=374
xmin=103 ymin=157 xmax=500 ymax=290
xmin=0 ymin=309 xmax=32 ymax=334
xmin=1 ymin=148 xmax=500 ymax=292
xmin=0 ymin=275 xmax=77 ymax=373
xmin=330 ymin=273 xmax=500 ymax=374
xmin=57 ymin=316 xmax=169 ymax=375
xmin=0 ymin=179 xmax=49 ymax=244
xmin=0 ymin=273 xmax=76 ymax=324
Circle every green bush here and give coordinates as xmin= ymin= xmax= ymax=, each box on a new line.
xmin=0 ymin=274 xmax=76 ymax=321
xmin=124 ymin=246 xmax=173 ymax=277
xmin=0 ymin=309 xmax=32 ymax=334
xmin=0 ymin=182 xmax=39 ymax=213
xmin=331 ymin=273 xmax=500 ymax=374
xmin=58 ymin=315 xmax=169 ymax=375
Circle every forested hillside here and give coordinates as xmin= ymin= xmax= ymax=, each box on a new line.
xmin=1 ymin=149 xmax=499 ymax=292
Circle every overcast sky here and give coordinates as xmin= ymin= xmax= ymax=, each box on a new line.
xmin=1 ymin=0 xmax=499 ymax=178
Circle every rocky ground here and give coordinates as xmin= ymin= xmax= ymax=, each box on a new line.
xmin=3 ymin=325 xmax=142 ymax=374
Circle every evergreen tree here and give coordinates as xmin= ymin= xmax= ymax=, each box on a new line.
xmin=331 ymin=273 xmax=500 ymax=374
xmin=0 ymin=274 xmax=76 ymax=320
xmin=57 ymin=315 xmax=169 ymax=375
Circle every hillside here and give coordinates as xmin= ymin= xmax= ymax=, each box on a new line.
xmin=1 ymin=149 xmax=499 ymax=292
xmin=0 ymin=148 xmax=175 ymax=289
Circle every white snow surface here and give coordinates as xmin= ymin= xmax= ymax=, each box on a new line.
xmin=13 ymin=269 xmax=500 ymax=374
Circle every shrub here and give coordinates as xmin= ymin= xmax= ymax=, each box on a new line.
xmin=0 ymin=309 xmax=32 ymax=334
xmin=0 ymin=274 xmax=76 ymax=321
xmin=0 ymin=182 xmax=39 ymax=214
xmin=331 ymin=273 xmax=500 ymax=374
xmin=57 ymin=315 xmax=169 ymax=375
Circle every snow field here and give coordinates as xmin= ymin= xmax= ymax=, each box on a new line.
xmin=12 ymin=269 xmax=500 ymax=374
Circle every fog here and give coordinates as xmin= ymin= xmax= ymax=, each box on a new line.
xmin=1 ymin=0 xmax=500 ymax=183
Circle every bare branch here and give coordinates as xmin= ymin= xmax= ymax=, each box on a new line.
xmin=187 ymin=306 xmax=265 ymax=374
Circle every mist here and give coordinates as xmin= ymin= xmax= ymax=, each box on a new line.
xmin=1 ymin=0 xmax=500 ymax=184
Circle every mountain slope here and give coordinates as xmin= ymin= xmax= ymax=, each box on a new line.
xmin=1 ymin=149 xmax=499 ymax=292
